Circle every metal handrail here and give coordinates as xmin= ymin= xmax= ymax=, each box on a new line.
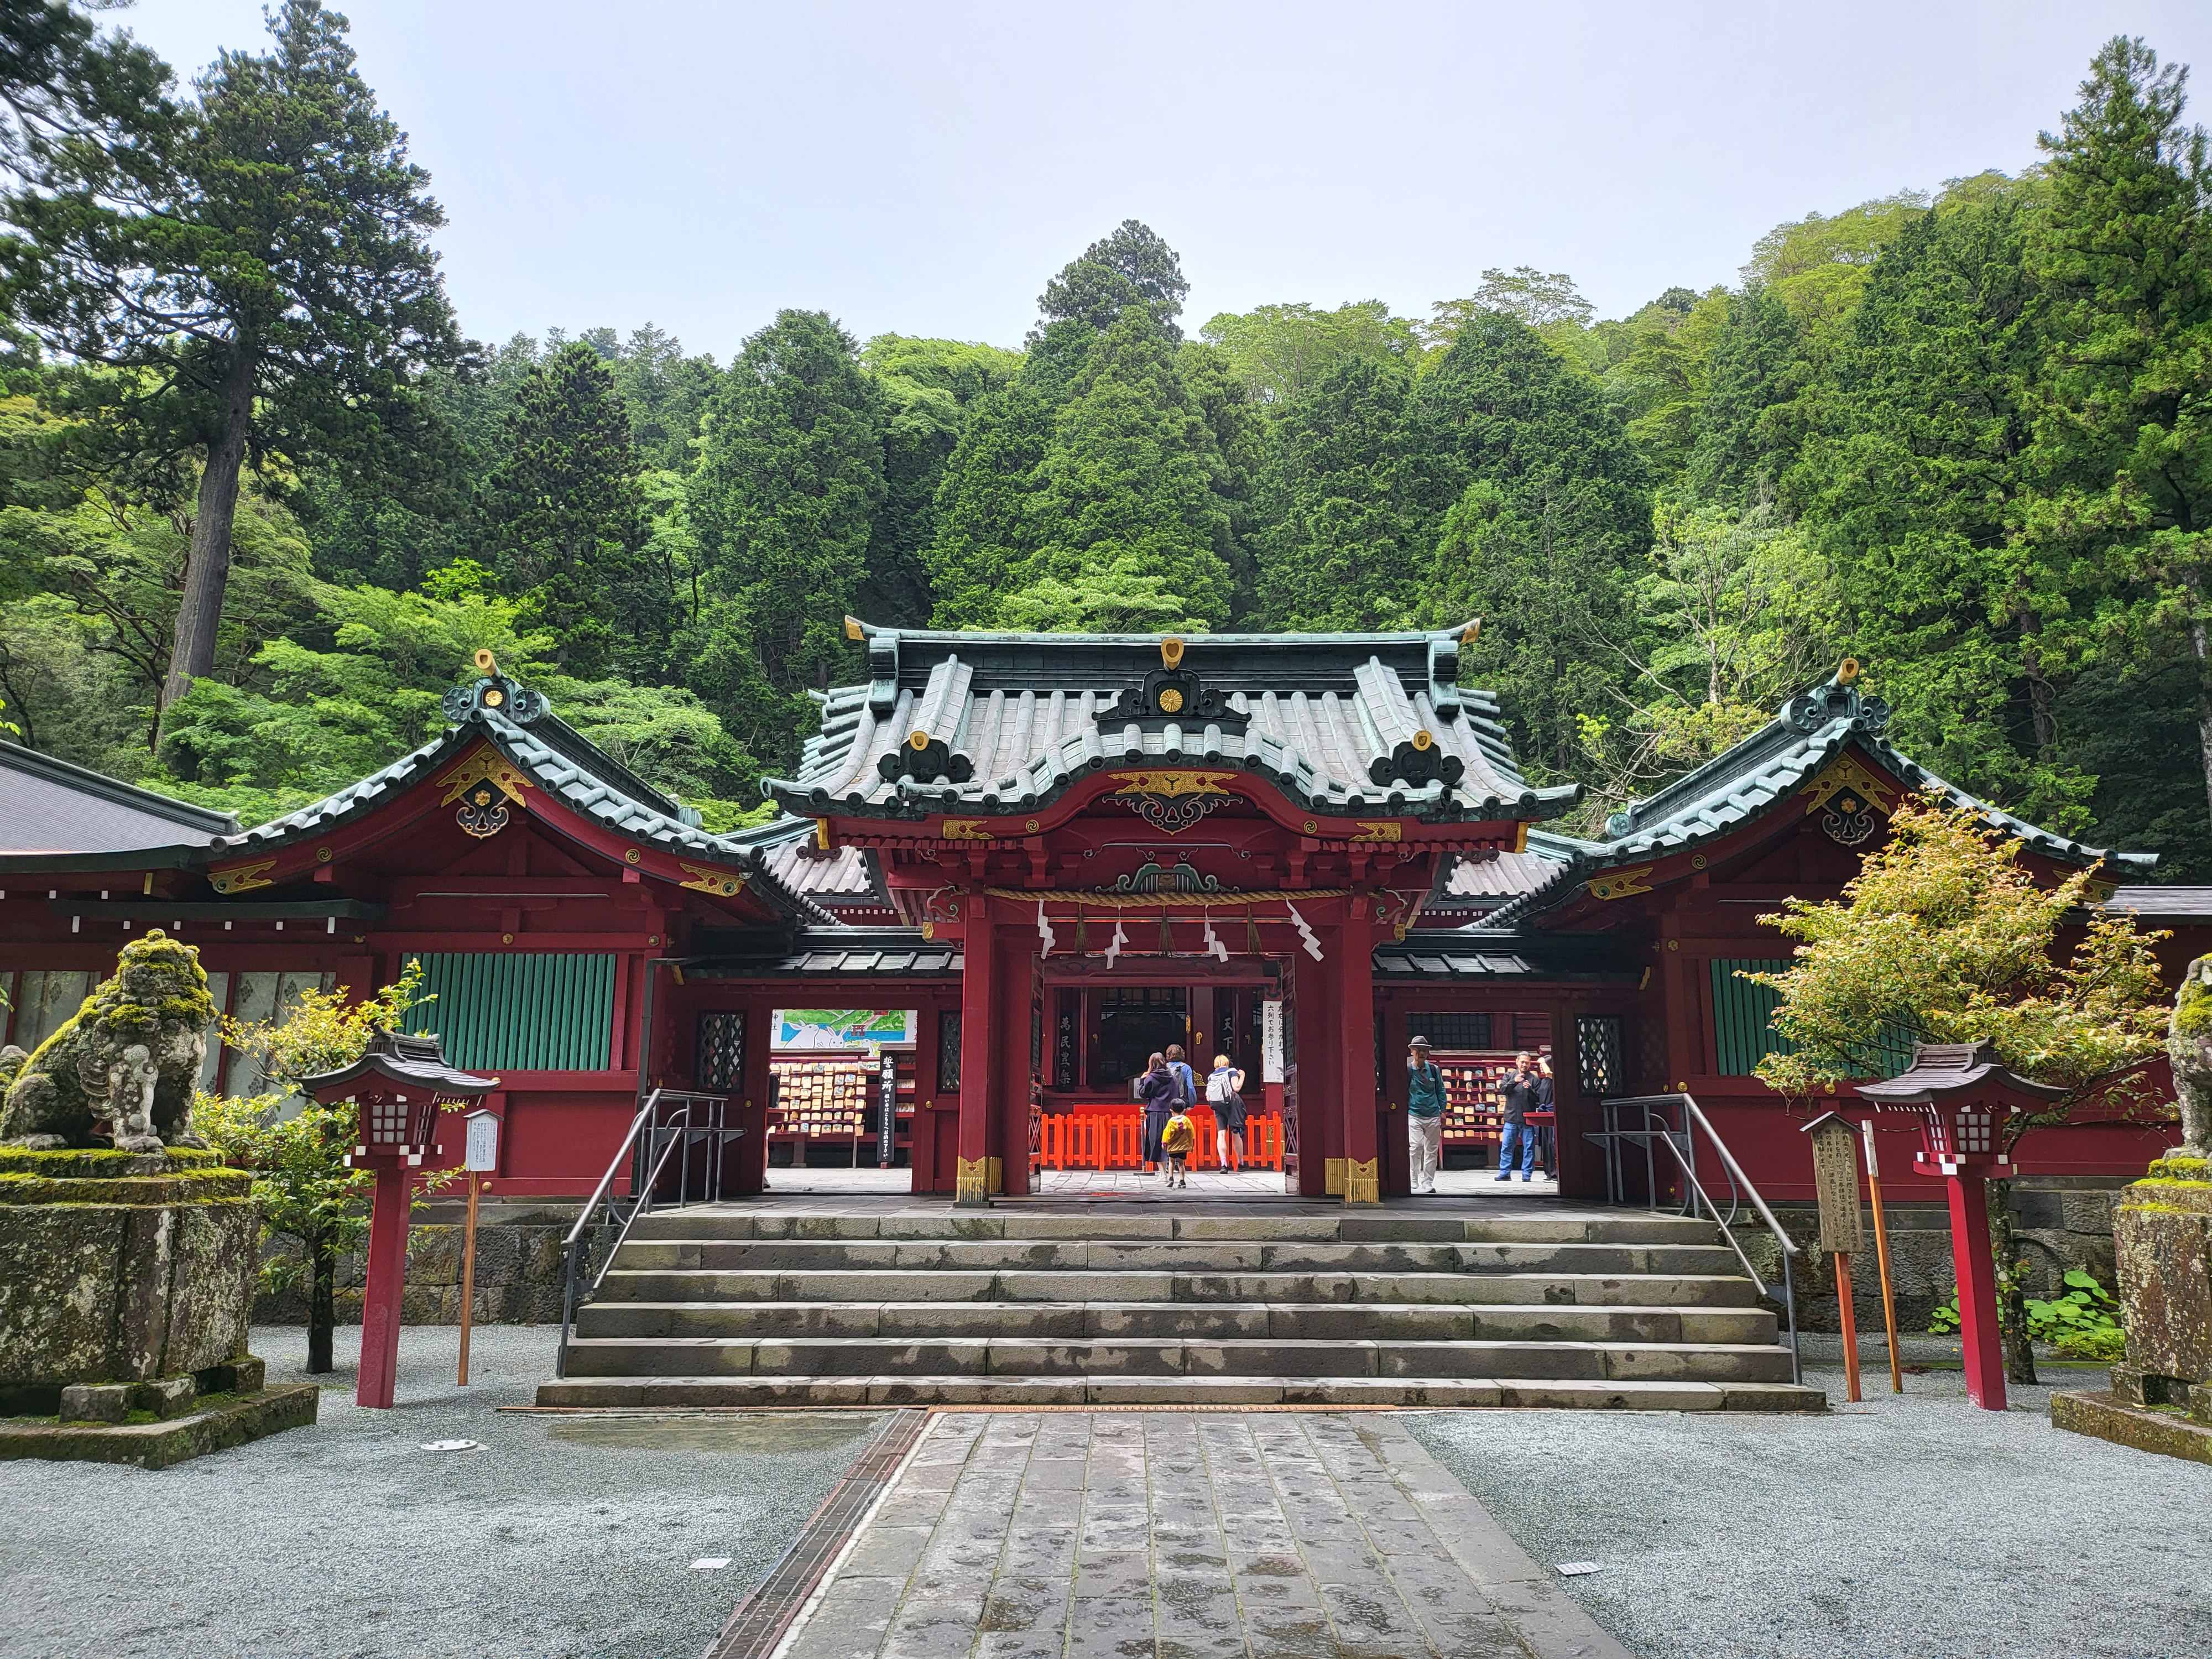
xmin=554 ymin=1088 xmax=737 ymax=1379
xmin=1601 ymin=1092 xmax=1803 ymax=1386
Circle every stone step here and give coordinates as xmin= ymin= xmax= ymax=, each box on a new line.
xmin=534 ymin=1373 xmax=1827 ymax=1411
xmin=572 ymin=1298 xmax=1780 ymax=1344
xmin=622 ymin=1209 xmax=1723 ymax=1246
xmin=611 ymin=1238 xmax=1740 ymax=1276
xmin=592 ymin=1267 xmax=1762 ymax=1308
xmin=557 ymin=1334 xmax=1799 ymax=1384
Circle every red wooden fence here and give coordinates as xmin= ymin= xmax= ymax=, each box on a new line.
xmin=1036 ymin=1104 xmax=1284 ymax=1172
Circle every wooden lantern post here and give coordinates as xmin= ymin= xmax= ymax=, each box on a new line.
xmin=1856 ymin=1040 xmax=2065 ymax=1412
xmin=1802 ymin=1112 xmax=1866 ymax=1403
xmin=302 ymin=1031 xmax=496 ymax=1410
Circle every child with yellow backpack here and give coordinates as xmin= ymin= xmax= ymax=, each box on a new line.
xmin=1159 ymin=1102 xmax=1196 ymax=1188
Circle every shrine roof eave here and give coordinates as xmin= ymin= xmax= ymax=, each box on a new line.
xmin=1486 ymin=671 xmax=2155 ymax=930
xmin=768 ymin=749 xmax=1578 ymax=832
xmin=192 ymin=695 xmax=829 ymax=927
xmin=771 ymin=617 xmax=1571 ymax=826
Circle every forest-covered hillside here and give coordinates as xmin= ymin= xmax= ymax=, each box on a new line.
xmin=1 ymin=5 xmax=2206 ymax=874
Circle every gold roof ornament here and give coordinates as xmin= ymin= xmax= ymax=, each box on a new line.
xmin=1460 ymin=619 xmax=1481 ymax=645
xmin=1161 ymin=636 xmax=1185 ymax=670
xmin=1838 ymin=656 xmax=1860 ymax=684
xmin=845 ymin=615 xmax=864 ymax=640
xmin=474 ymin=648 xmax=498 ymax=675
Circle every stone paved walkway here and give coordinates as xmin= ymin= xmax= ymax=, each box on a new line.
xmin=774 ymin=1411 xmax=1631 ymax=1658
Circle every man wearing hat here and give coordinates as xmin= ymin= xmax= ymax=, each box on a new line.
xmin=1406 ymin=1036 xmax=1447 ymax=1196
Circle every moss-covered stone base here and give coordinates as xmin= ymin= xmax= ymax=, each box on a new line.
xmin=2113 ymin=1170 xmax=2212 ymax=1389
xmin=0 ymin=1146 xmax=259 ymax=1390
xmin=0 ymin=1382 xmax=318 ymax=1469
xmin=2052 ymin=1387 xmax=2212 ymax=1467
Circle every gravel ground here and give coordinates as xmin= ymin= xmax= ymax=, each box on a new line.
xmin=1 ymin=1326 xmax=880 ymax=1659
xmin=1404 ymin=1347 xmax=2212 ymax=1659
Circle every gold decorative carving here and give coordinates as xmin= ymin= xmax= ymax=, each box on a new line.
xmin=1460 ymin=619 xmax=1481 ymax=645
xmin=1799 ymin=753 xmax=1896 ymax=817
xmin=1587 ymin=864 xmax=1657 ymax=902
xmin=1343 ymin=1157 xmax=1380 ymax=1204
xmin=845 ymin=615 xmax=865 ymax=640
xmin=909 ymin=729 xmax=931 ymax=752
xmin=437 ymin=744 xmax=532 ymax=808
xmin=208 ymin=858 xmax=276 ymax=895
xmin=1323 ymin=1157 xmax=1345 ymax=1197
xmin=624 ymin=848 xmax=641 ymax=864
xmin=1351 ymin=821 xmax=1404 ymax=843
xmin=1161 ymin=636 xmax=1186 ymax=670
xmin=1110 ymin=770 xmax=1235 ymax=799
xmin=1157 ymin=686 xmax=1185 ymax=714
xmin=954 ymin=1154 xmax=1003 ymax=1206
xmin=1411 ymin=729 xmax=1433 ymax=752
xmin=941 ymin=818 xmax=994 ymax=841
xmin=679 ymin=862 xmax=746 ymax=897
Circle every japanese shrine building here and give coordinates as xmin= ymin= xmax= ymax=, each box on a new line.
xmin=1 ymin=625 xmax=2200 ymax=1205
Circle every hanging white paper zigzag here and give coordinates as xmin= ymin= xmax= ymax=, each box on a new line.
xmin=1201 ymin=914 xmax=1229 ymax=962
xmin=1285 ymin=901 xmax=1324 ymax=962
xmin=1103 ymin=919 xmax=1129 ymax=966
xmin=1036 ymin=899 xmax=1056 ymax=957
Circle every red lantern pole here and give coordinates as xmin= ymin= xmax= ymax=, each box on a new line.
xmin=1944 ymin=1172 xmax=2007 ymax=1411
xmin=358 ymin=1164 xmax=413 ymax=1410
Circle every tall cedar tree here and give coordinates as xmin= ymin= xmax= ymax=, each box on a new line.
xmin=477 ymin=341 xmax=653 ymax=679
xmin=684 ymin=309 xmax=884 ymax=770
xmin=1254 ymin=356 xmax=1431 ymax=629
xmin=922 ymin=379 xmax=1055 ymax=628
xmin=1 ymin=0 xmax=467 ymax=712
xmin=1417 ymin=310 xmax=1651 ymax=779
xmin=1036 ymin=218 xmax=1190 ymax=341
xmin=1019 ymin=309 xmax=1233 ymax=629
xmin=1683 ymin=286 xmax=1807 ymax=506
xmin=1788 ymin=187 xmax=2095 ymax=829
xmin=2020 ymin=38 xmax=2212 ymax=838
xmin=860 ymin=336 xmax=1022 ymax=628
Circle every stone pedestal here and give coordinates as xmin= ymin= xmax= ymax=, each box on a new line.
xmin=0 ymin=1145 xmax=309 ymax=1465
xmin=2108 ymin=1155 xmax=2212 ymax=1419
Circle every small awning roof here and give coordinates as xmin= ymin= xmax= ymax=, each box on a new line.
xmin=1854 ymin=1040 xmax=2066 ymax=1105
xmin=299 ymin=1031 xmax=497 ymax=1098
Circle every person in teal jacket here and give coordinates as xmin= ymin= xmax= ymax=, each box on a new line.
xmin=1406 ymin=1036 xmax=1447 ymax=1195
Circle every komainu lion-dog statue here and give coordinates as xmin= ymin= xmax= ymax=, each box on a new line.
xmin=1 ymin=931 xmax=217 ymax=1152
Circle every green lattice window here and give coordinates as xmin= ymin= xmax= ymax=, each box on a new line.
xmin=404 ymin=952 xmax=615 ymax=1072
xmin=1709 ymin=959 xmax=1795 ymax=1076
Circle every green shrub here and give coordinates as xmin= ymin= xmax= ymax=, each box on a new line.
xmin=2054 ymin=1326 xmax=2126 ymax=1362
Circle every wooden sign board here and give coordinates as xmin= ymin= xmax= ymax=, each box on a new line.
xmin=1805 ymin=1113 xmax=1865 ymax=1255
xmin=463 ymin=1110 xmax=499 ymax=1173
xmin=1261 ymin=1000 xmax=1286 ymax=1084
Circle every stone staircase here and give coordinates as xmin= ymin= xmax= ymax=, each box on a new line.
xmin=535 ymin=1206 xmax=1827 ymax=1411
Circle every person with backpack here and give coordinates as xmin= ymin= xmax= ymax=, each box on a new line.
xmin=1138 ymin=1051 xmax=1177 ymax=1174
xmin=1164 ymin=1044 xmax=1197 ymax=1114
xmin=1207 ymin=1052 xmax=1248 ymax=1172
xmin=1406 ymin=1036 xmax=1447 ymax=1195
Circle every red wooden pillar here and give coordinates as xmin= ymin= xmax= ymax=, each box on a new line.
xmin=1291 ymin=943 xmax=1334 ymax=1197
xmin=954 ymin=899 xmax=997 ymax=1204
xmin=731 ymin=990 xmax=771 ymax=1195
xmin=1947 ymin=1174 xmax=2008 ymax=1411
xmin=1337 ymin=907 xmax=1380 ymax=1203
xmin=357 ymin=1166 xmax=411 ymax=1410
xmin=994 ymin=924 xmax=1033 ymax=1196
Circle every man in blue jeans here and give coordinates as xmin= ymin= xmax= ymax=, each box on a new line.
xmin=1494 ymin=1052 xmax=1538 ymax=1181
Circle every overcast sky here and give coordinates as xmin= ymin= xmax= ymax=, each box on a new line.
xmin=128 ymin=1 xmax=2212 ymax=361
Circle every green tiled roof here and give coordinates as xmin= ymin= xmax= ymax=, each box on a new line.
xmin=209 ymin=674 xmax=826 ymax=922
xmin=1488 ymin=672 xmax=2156 ymax=925
xmin=764 ymin=620 xmax=1578 ymax=823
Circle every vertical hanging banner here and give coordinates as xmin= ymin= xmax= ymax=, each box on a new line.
xmin=1262 ymin=999 xmax=1286 ymax=1084
xmin=878 ymin=1052 xmax=898 ymax=1167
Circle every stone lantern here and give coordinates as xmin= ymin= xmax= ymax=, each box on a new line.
xmin=1856 ymin=1039 xmax=2064 ymax=1411
xmin=301 ymin=1031 xmax=495 ymax=1409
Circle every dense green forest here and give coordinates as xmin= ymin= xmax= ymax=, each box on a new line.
xmin=0 ymin=6 xmax=2206 ymax=875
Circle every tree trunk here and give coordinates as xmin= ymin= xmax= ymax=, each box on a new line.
xmin=161 ymin=347 xmax=257 ymax=713
xmin=2189 ymin=582 xmax=2212 ymax=841
xmin=307 ymin=1228 xmax=336 ymax=1375
xmin=1987 ymin=1184 xmax=2038 ymax=1386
